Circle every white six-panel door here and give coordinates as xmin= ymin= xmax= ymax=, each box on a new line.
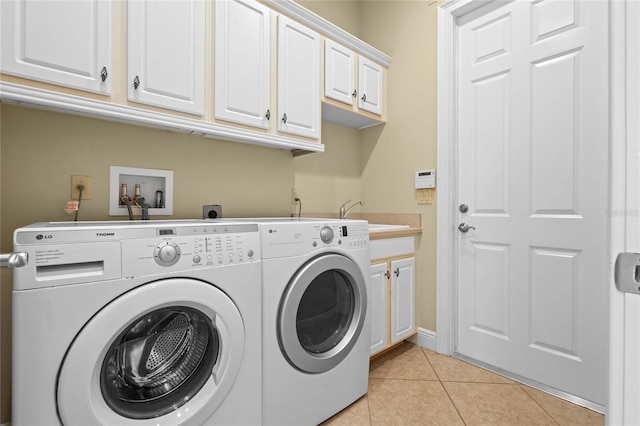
xmin=456 ymin=0 xmax=608 ymax=406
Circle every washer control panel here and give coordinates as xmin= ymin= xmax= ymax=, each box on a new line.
xmin=122 ymin=223 xmax=260 ymax=276
xmin=12 ymin=221 xmax=261 ymax=288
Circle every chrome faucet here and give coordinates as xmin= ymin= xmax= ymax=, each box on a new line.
xmin=339 ymin=200 xmax=363 ymax=219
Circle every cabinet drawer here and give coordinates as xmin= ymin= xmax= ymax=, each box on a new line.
xmin=370 ymin=236 xmax=414 ymax=260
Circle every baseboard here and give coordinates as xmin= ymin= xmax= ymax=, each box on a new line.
xmin=407 ymin=327 xmax=437 ymax=352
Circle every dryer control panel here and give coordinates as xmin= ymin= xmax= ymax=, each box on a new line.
xmin=261 ymin=220 xmax=369 ymax=259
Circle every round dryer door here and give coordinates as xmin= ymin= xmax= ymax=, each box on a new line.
xmin=278 ymin=253 xmax=367 ymax=373
xmin=57 ymin=279 xmax=245 ymax=426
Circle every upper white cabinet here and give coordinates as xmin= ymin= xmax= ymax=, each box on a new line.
xmin=277 ymin=15 xmax=320 ymax=139
xmin=0 ymin=0 xmax=111 ymax=95
xmin=358 ymin=56 xmax=384 ymax=116
xmin=214 ymin=0 xmax=271 ymax=129
xmin=324 ymin=39 xmax=356 ymax=106
xmin=1 ymin=0 xmax=391 ymax=153
xmin=128 ymin=0 xmax=205 ymax=115
xmin=323 ymin=39 xmax=385 ymax=128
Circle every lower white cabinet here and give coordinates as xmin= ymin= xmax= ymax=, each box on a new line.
xmin=369 ymin=262 xmax=389 ymax=355
xmin=369 ymin=253 xmax=415 ymax=356
xmin=390 ymin=257 xmax=415 ymax=344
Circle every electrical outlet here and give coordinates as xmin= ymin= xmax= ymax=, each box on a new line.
xmin=291 ymin=188 xmax=299 ymax=204
xmin=71 ymin=175 xmax=91 ymax=200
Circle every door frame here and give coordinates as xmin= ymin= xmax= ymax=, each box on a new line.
xmin=436 ymin=0 xmax=637 ymax=421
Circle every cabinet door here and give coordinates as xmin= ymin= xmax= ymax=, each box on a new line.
xmin=277 ymin=15 xmax=320 ymax=139
xmin=215 ymin=0 xmax=271 ymax=128
xmin=390 ymin=257 xmax=415 ymax=344
xmin=128 ymin=0 xmax=205 ymax=115
xmin=1 ymin=0 xmax=111 ymax=94
xmin=369 ymin=262 xmax=389 ymax=355
xmin=358 ymin=56 xmax=383 ymax=115
xmin=324 ymin=39 xmax=355 ymax=106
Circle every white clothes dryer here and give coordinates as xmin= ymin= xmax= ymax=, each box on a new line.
xmin=11 ymin=220 xmax=262 ymax=426
xmin=255 ymin=218 xmax=371 ymax=425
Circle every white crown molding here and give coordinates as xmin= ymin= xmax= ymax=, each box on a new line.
xmin=0 ymin=82 xmax=325 ymax=154
xmin=264 ymin=0 xmax=392 ymax=68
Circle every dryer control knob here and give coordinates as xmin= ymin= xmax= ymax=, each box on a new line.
xmin=320 ymin=226 xmax=334 ymax=244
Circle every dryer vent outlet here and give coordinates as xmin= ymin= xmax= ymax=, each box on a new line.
xmin=203 ymin=205 xmax=222 ymax=219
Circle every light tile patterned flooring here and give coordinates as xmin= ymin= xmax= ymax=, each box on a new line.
xmin=323 ymin=343 xmax=604 ymax=426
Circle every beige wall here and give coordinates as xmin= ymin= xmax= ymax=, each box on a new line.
xmin=0 ymin=1 xmax=439 ymax=423
xmin=360 ymin=1 xmax=439 ymax=333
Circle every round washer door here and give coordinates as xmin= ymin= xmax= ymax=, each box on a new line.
xmin=57 ymin=278 xmax=244 ymax=426
xmin=278 ymin=253 xmax=367 ymax=373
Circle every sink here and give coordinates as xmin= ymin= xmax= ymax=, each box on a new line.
xmin=368 ymin=224 xmax=411 ymax=232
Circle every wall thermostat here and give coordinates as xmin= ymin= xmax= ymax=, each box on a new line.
xmin=415 ymin=170 xmax=436 ymax=189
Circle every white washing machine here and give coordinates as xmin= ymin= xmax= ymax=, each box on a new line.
xmin=11 ymin=220 xmax=262 ymax=426
xmin=255 ymin=218 xmax=371 ymax=425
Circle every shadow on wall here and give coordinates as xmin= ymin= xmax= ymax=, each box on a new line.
xmin=361 ymin=124 xmax=386 ymax=167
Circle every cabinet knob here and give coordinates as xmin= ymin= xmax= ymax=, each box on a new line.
xmin=385 ymin=270 xmax=391 ymax=279
xmin=352 ymin=90 xmax=357 ymax=98
xmin=100 ymin=67 xmax=108 ymax=82
xmin=265 ymin=109 xmax=271 ymax=120
xmin=133 ymin=75 xmax=140 ymax=90
xmin=361 ymin=93 xmax=367 ymax=102
xmin=282 ymin=113 xmax=287 ymax=124
xmin=394 ymin=268 xmax=400 ymax=277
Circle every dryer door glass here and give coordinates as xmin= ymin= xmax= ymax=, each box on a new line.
xmin=100 ymin=306 xmax=218 ymax=419
xmin=279 ymin=253 xmax=367 ymax=373
xmin=297 ymin=270 xmax=354 ymax=353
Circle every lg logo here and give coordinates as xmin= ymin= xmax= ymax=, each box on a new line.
xmin=35 ymin=234 xmax=53 ymax=240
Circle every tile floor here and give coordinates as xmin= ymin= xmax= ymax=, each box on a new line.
xmin=323 ymin=342 xmax=604 ymax=426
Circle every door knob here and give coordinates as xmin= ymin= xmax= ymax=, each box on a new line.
xmin=458 ymin=223 xmax=476 ymax=233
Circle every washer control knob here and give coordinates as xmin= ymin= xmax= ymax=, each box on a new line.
xmin=247 ymin=249 xmax=254 ymax=258
xmin=320 ymin=226 xmax=334 ymax=244
xmin=154 ymin=241 xmax=181 ymax=266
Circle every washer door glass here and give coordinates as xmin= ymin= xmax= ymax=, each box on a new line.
xmin=279 ymin=254 xmax=367 ymax=373
xmin=100 ymin=307 xmax=218 ymax=419
xmin=57 ymin=278 xmax=245 ymax=426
